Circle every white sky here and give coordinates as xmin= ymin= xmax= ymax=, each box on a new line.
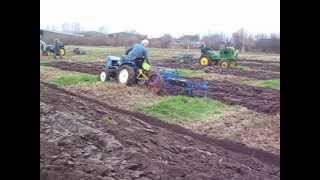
xmin=40 ymin=0 xmax=280 ymax=38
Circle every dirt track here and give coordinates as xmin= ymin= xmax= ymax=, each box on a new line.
xmin=45 ymin=61 xmax=280 ymax=114
xmin=40 ymin=82 xmax=280 ymax=179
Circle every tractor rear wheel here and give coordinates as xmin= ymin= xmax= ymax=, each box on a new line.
xmin=117 ymin=65 xmax=135 ymax=85
xmin=199 ymin=56 xmax=209 ymax=66
xmin=219 ymin=60 xmax=229 ymax=68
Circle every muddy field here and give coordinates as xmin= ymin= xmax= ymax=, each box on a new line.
xmin=153 ymin=60 xmax=280 ymax=80
xmin=190 ymin=78 xmax=280 ymax=114
xmin=41 ymin=82 xmax=280 ymax=179
xmin=237 ymin=61 xmax=280 ymax=72
xmin=237 ymin=59 xmax=279 ymax=64
xmin=45 ymin=61 xmax=280 ymax=114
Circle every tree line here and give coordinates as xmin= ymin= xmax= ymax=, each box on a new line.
xmin=42 ymin=28 xmax=279 ymax=53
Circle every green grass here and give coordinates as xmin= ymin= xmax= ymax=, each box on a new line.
xmin=141 ymin=96 xmax=229 ymax=123
xmin=49 ymin=73 xmax=98 ymax=86
xmin=245 ymin=79 xmax=280 ymax=90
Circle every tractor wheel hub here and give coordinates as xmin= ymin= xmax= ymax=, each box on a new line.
xmin=100 ymin=71 xmax=107 ymax=82
xmin=200 ymin=57 xmax=209 ymax=66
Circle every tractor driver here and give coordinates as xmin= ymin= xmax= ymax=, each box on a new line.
xmin=53 ymin=39 xmax=63 ymax=59
xmin=124 ymin=39 xmax=150 ymax=71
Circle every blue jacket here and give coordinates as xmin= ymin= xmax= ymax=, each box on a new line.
xmin=126 ymin=43 xmax=148 ymax=62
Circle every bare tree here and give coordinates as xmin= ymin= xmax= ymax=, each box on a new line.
xmin=179 ymin=35 xmax=199 ymax=49
xmin=159 ymin=34 xmax=173 ymax=48
xmin=201 ymin=33 xmax=227 ymax=49
xmin=231 ymin=28 xmax=248 ymax=52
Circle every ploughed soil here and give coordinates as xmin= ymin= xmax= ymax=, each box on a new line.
xmin=237 ymin=59 xmax=279 ymax=64
xmin=46 ymin=61 xmax=103 ymax=75
xmin=190 ymin=78 xmax=280 ymax=115
xmin=44 ymin=61 xmax=280 ymax=114
xmin=46 ymin=59 xmax=280 ymax=80
xmin=236 ymin=62 xmax=280 ymax=72
xmin=40 ymin=82 xmax=280 ymax=180
xmin=153 ymin=60 xmax=280 ymax=80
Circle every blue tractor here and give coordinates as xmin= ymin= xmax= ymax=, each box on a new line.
xmin=100 ymin=55 xmax=151 ymax=85
xmin=100 ymin=55 xmax=209 ymax=97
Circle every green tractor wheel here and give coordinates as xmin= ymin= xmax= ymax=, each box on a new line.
xmin=219 ymin=60 xmax=229 ymax=68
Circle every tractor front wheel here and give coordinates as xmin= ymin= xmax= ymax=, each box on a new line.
xmin=199 ymin=56 xmax=209 ymax=66
xmin=117 ymin=65 xmax=135 ymax=85
xmin=219 ymin=60 xmax=229 ymax=68
xmin=100 ymin=70 xmax=110 ymax=82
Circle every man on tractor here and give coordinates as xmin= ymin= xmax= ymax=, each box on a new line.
xmin=53 ymin=39 xmax=63 ymax=59
xmin=124 ymin=39 xmax=151 ymax=71
xmin=99 ymin=39 xmax=152 ymax=85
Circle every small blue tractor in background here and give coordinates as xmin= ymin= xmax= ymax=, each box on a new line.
xmin=100 ymin=55 xmax=208 ymax=97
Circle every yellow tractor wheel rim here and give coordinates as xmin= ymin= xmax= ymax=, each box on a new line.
xmin=59 ymin=49 xmax=65 ymax=56
xmin=200 ymin=57 xmax=209 ymax=66
xmin=220 ymin=61 xmax=229 ymax=68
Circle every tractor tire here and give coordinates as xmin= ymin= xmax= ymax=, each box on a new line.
xmin=117 ymin=65 xmax=136 ymax=85
xmin=219 ymin=60 xmax=230 ymax=68
xmin=199 ymin=56 xmax=209 ymax=66
xmin=100 ymin=70 xmax=110 ymax=82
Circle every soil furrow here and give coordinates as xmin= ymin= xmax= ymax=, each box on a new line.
xmin=43 ymin=61 xmax=280 ymax=114
xmin=41 ymin=81 xmax=280 ymax=168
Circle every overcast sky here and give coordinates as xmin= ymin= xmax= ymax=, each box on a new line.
xmin=40 ymin=0 xmax=280 ymax=38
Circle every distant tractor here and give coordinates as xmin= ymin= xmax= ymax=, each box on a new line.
xmin=40 ymin=40 xmax=66 ymax=57
xmin=199 ymin=45 xmax=239 ymax=68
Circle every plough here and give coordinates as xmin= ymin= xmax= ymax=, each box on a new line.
xmin=148 ymin=68 xmax=208 ymax=97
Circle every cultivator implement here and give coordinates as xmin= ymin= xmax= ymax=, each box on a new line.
xmin=148 ymin=69 xmax=208 ymax=97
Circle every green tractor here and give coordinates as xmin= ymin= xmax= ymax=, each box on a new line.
xmin=199 ymin=45 xmax=239 ymax=68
